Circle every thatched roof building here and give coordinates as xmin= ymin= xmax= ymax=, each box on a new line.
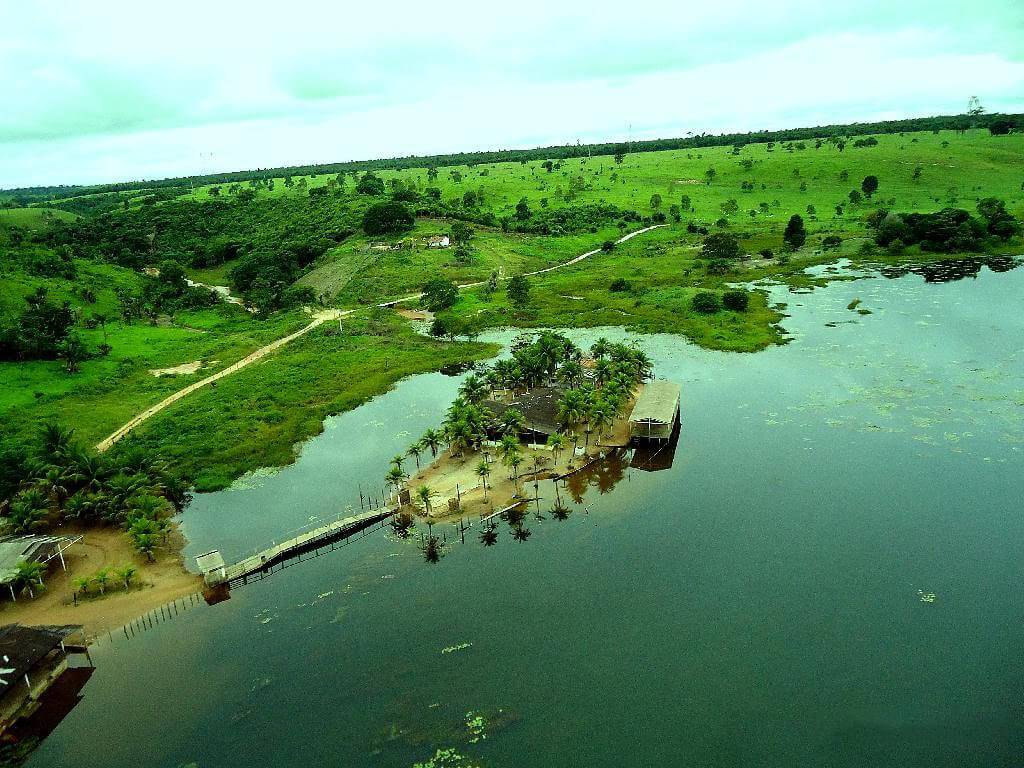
xmin=629 ymin=380 xmax=681 ymax=441
xmin=484 ymin=386 xmax=564 ymax=437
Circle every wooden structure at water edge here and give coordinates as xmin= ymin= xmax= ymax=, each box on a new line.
xmin=196 ymin=507 xmax=395 ymax=590
xmin=628 ymin=380 xmax=681 ymax=441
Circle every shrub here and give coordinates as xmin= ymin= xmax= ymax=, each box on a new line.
xmin=691 ymin=291 xmax=721 ymax=314
xmin=783 ymin=214 xmax=807 ymax=250
xmin=702 ymin=232 xmax=741 ymax=261
xmin=722 ymin=290 xmax=750 ymax=311
xmin=601 ymin=240 xmax=615 ymax=252
xmin=609 ymin=278 xmax=631 ymax=292
xmin=822 ymin=235 xmax=842 ymax=250
xmin=759 ymin=248 xmax=774 ymax=259
xmin=362 ymin=202 xmax=414 ymax=235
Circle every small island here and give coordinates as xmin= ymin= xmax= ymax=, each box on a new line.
xmin=385 ymin=332 xmax=679 ymax=549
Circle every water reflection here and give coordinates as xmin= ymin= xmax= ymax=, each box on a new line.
xmin=878 ymin=255 xmax=1020 ymax=283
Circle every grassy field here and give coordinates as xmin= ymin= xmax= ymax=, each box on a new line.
xmin=3 ymin=125 xmax=1021 ymax=491
xmin=119 ymin=311 xmax=496 ymax=490
xmin=0 ymin=207 xmax=79 ymax=228
xmin=179 ymin=129 xmax=1023 ymax=241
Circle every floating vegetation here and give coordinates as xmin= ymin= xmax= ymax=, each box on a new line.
xmin=918 ymin=590 xmax=937 ymax=604
xmin=464 ymin=711 xmax=488 ymax=743
xmin=441 ymin=642 xmax=473 ymax=655
xmin=411 ymin=748 xmax=482 ymax=768
xmin=847 ymin=298 xmax=862 ymax=311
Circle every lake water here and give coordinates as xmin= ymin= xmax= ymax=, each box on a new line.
xmin=28 ymin=260 xmax=1024 ymax=768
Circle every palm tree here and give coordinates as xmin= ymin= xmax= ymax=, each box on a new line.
xmin=35 ymin=465 xmax=71 ymax=512
xmin=135 ymin=533 xmax=157 ymax=562
xmin=9 ymin=490 xmax=47 ymax=533
xmin=422 ymin=428 xmax=442 ymax=457
xmin=546 ymin=433 xmax=567 ymax=465
xmin=93 ymin=568 xmax=111 ymax=595
xmin=498 ymin=408 xmax=525 ymax=436
xmin=115 ymin=565 xmax=138 ymax=590
xmin=406 ymin=442 xmax=424 ymax=470
xmin=458 ymin=374 xmax=490 ymax=405
xmin=386 ymin=466 xmax=406 ymax=496
xmin=390 ymin=454 xmax=405 ymax=474
xmin=591 ymin=337 xmax=611 ymax=360
xmin=417 ymin=485 xmax=434 ymax=516
xmin=39 ymin=422 xmax=74 ymax=462
xmin=507 ymin=452 xmax=523 ymax=491
xmin=591 ymin=400 xmax=614 ymax=441
xmin=512 ymin=525 xmax=532 ymax=542
xmin=475 ymin=460 xmax=491 ymax=499
xmin=14 ymin=560 xmax=46 ymax=597
xmin=594 ymin=358 xmax=614 ymax=387
xmin=557 ymin=360 xmax=585 ymax=389
xmin=72 ymin=576 xmax=92 ymax=597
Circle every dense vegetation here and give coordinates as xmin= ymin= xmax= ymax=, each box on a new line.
xmin=1 ymin=118 xmax=1021 ymax=503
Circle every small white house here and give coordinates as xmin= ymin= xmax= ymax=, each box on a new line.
xmin=427 ymin=235 xmax=451 ymax=249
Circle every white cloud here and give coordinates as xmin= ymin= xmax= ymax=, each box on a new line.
xmin=1 ymin=1 xmax=1021 ymax=186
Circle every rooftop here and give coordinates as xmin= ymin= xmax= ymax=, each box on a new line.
xmin=0 ymin=535 xmax=79 ymax=587
xmin=0 ymin=624 xmax=80 ymax=692
xmin=629 ymin=380 xmax=681 ymax=425
xmin=484 ymin=386 xmax=564 ymax=436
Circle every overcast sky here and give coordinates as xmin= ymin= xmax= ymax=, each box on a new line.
xmin=2 ymin=0 xmax=1023 ymax=188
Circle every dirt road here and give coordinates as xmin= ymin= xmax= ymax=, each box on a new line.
xmin=95 ymin=309 xmax=346 ymax=451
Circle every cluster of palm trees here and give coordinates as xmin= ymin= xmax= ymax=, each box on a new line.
xmin=385 ymin=333 xmax=653 ymax=529
xmin=71 ymin=564 xmax=137 ymax=601
xmin=2 ymin=423 xmax=188 ymax=566
xmin=557 ymin=339 xmax=652 ymax=447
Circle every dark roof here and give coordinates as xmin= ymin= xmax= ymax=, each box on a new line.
xmin=0 ymin=625 xmax=79 ymax=690
xmin=484 ymin=386 xmax=564 ymax=436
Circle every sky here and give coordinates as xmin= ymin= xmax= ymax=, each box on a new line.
xmin=2 ymin=0 xmax=1023 ymax=188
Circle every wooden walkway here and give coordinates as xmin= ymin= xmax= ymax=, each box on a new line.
xmin=207 ymin=508 xmax=395 ymax=587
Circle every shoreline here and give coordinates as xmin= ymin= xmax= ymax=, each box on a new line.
xmin=1 ymin=523 xmax=202 ymax=641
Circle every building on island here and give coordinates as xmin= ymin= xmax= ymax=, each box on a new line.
xmin=0 ymin=624 xmax=93 ymax=738
xmin=427 ymin=235 xmax=451 ymax=248
xmin=0 ymin=535 xmax=82 ymax=602
xmin=484 ymin=386 xmax=563 ymax=440
xmin=628 ymin=380 xmax=681 ymax=441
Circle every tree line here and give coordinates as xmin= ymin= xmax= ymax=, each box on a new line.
xmin=5 ymin=112 xmax=1019 ymax=205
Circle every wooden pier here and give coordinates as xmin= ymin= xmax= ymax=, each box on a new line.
xmin=197 ymin=508 xmax=396 ymax=589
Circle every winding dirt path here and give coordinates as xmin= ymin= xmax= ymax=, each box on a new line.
xmin=378 ymin=224 xmax=666 ymax=307
xmin=95 ymin=309 xmax=347 ymax=452
xmin=95 ymin=225 xmax=666 ymax=451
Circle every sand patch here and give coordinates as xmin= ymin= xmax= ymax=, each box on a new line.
xmin=0 ymin=525 xmax=201 ymax=639
xmin=150 ymin=360 xmax=216 ymax=377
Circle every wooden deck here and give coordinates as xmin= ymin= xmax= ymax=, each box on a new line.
xmin=205 ymin=508 xmax=396 ymax=588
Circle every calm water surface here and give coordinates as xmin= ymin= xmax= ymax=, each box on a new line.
xmin=30 ymin=263 xmax=1024 ymax=768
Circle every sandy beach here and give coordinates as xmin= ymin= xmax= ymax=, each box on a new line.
xmin=1 ymin=524 xmax=202 ymax=639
